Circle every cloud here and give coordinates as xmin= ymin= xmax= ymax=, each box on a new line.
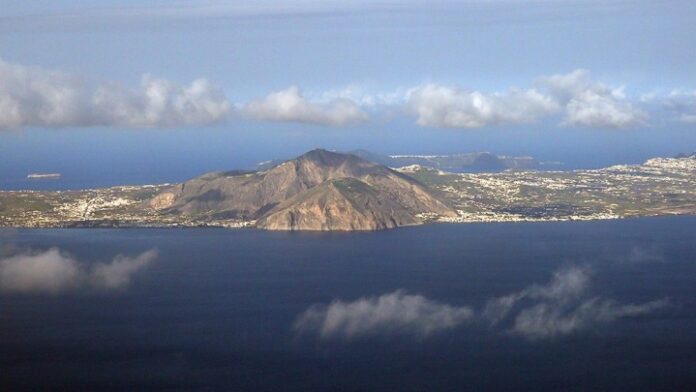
xmin=619 ymin=246 xmax=664 ymax=264
xmin=92 ymin=75 xmax=232 ymax=128
xmin=483 ymin=266 xmax=669 ymax=340
xmin=294 ymin=290 xmax=474 ymax=339
xmin=0 ymin=248 xmax=157 ymax=294
xmin=513 ymin=298 xmax=670 ymax=340
xmin=483 ymin=266 xmax=591 ymax=324
xmin=294 ymin=265 xmax=670 ymax=342
xmin=539 ymin=69 xmax=648 ymax=128
xmin=0 ymin=58 xmax=231 ymax=130
xmin=407 ymin=84 xmax=559 ymax=128
xmin=243 ymin=86 xmax=368 ymax=126
xmin=407 ymin=69 xmax=649 ymax=129
xmin=88 ymin=249 xmax=159 ymax=289
xmin=0 ymin=248 xmax=83 ymax=294
xmin=657 ymin=89 xmax=696 ymax=124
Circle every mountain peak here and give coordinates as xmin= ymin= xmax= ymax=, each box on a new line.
xmin=296 ymin=148 xmax=363 ymax=167
xmin=152 ymin=148 xmax=457 ymax=230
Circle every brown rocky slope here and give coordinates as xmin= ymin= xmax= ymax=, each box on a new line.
xmin=148 ymin=149 xmax=457 ymax=231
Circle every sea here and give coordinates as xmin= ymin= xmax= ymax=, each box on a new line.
xmin=1 ymin=216 xmax=696 ymax=390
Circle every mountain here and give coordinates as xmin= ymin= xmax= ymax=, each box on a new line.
xmin=149 ymin=149 xmax=457 ymax=231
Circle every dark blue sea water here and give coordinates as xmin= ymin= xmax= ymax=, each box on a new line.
xmin=2 ymin=217 xmax=696 ymax=391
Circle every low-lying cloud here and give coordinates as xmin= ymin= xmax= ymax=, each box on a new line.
xmin=0 ymin=248 xmax=157 ymax=294
xmin=483 ymin=266 xmax=591 ymax=324
xmin=0 ymin=58 xmax=231 ymax=130
xmin=512 ymin=297 xmax=669 ymax=340
xmin=243 ymin=86 xmax=368 ymax=126
xmin=483 ymin=266 xmax=670 ymax=339
xmin=294 ymin=290 xmax=474 ymax=339
xmin=296 ymin=265 xmax=670 ymax=341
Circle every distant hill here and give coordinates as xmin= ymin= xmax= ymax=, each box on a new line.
xmin=257 ymin=150 xmax=543 ymax=173
xmin=150 ymin=149 xmax=457 ymax=231
xmin=348 ymin=150 xmax=541 ymax=172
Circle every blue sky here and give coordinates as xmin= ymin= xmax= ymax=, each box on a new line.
xmin=1 ymin=0 xmax=696 ymax=185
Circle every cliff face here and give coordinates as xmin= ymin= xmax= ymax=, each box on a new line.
xmin=150 ymin=149 xmax=457 ymax=231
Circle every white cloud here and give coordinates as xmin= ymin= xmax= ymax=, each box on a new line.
xmin=294 ymin=266 xmax=670 ymax=342
xmin=539 ymin=69 xmax=648 ymax=128
xmin=513 ymin=298 xmax=670 ymax=340
xmin=0 ymin=248 xmax=157 ymax=294
xmin=407 ymin=69 xmax=649 ymax=129
xmin=89 ymin=249 xmax=158 ymax=289
xmin=0 ymin=248 xmax=83 ymax=294
xmin=483 ymin=267 xmax=591 ymax=324
xmin=244 ymin=86 xmax=368 ymax=126
xmin=0 ymin=58 xmax=231 ymax=130
xmin=407 ymin=84 xmax=559 ymax=128
xmin=483 ymin=266 xmax=669 ymax=340
xmin=294 ymin=289 xmax=474 ymax=339
xmin=93 ymin=75 xmax=232 ymax=128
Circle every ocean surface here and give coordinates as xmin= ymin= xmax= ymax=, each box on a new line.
xmin=2 ymin=216 xmax=696 ymax=390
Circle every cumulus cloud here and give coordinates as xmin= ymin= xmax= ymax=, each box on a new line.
xmin=0 ymin=58 xmax=231 ymax=130
xmin=243 ymin=86 xmax=368 ymax=126
xmin=294 ymin=290 xmax=474 ymax=339
xmin=407 ymin=69 xmax=648 ymax=129
xmin=407 ymin=84 xmax=559 ymax=128
xmin=92 ymin=75 xmax=232 ymax=128
xmin=0 ymin=248 xmax=157 ymax=294
xmin=483 ymin=266 xmax=669 ymax=340
xmin=539 ymin=69 xmax=648 ymax=128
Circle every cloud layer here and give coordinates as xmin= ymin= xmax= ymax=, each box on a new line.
xmin=1 ymin=58 xmax=690 ymax=130
xmin=294 ymin=290 xmax=474 ymax=339
xmin=0 ymin=248 xmax=157 ymax=294
xmin=0 ymin=59 xmax=231 ymax=130
xmin=243 ymin=86 xmax=368 ymax=126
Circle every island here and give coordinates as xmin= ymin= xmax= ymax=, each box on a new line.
xmin=1 ymin=149 xmax=695 ymax=231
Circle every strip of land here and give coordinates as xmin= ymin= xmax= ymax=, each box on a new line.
xmin=2 ymin=150 xmax=695 ymax=230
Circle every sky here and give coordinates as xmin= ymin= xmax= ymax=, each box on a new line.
xmin=1 ymin=0 xmax=696 ymax=187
